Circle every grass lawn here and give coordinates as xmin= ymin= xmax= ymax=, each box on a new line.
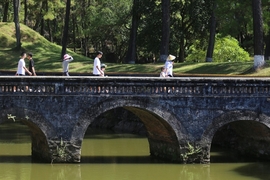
xmin=0 ymin=22 xmax=270 ymax=76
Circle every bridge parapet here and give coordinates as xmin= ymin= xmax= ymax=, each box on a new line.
xmin=0 ymin=76 xmax=270 ymax=97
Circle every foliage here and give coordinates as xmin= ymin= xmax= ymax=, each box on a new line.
xmin=186 ymin=35 xmax=250 ymax=62
xmin=52 ymin=138 xmax=67 ymax=163
xmin=181 ymin=142 xmax=202 ymax=163
xmin=7 ymin=114 xmax=16 ymax=122
xmin=0 ymin=0 xmax=265 ymax=63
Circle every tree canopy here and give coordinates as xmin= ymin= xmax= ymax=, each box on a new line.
xmin=0 ymin=0 xmax=268 ymax=63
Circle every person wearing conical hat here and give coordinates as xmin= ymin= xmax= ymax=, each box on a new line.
xmin=164 ymin=54 xmax=175 ymax=77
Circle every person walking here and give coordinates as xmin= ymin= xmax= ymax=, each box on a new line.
xmin=27 ymin=52 xmax=36 ymax=76
xmin=93 ymin=51 xmax=103 ymax=76
xmin=14 ymin=52 xmax=32 ymax=92
xmin=160 ymin=67 xmax=167 ymax=77
xmin=15 ymin=52 xmax=32 ymax=76
xmin=100 ymin=64 xmax=107 ymax=77
xmin=164 ymin=54 xmax=175 ymax=77
xmin=62 ymin=54 xmax=74 ymax=76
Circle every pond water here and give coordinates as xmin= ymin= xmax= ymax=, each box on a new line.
xmin=0 ymin=121 xmax=269 ymax=180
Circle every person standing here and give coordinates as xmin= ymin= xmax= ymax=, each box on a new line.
xmin=93 ymin=51 xmax=103 ymax=76
xmin=15 ymin=52 xmax=32 ymax=76
xmin=62 ymin=54 xmax=74 ymax=76
xmin=27 ymin=52 xmax=36 ymax=76
xmin=164 ymin=54 xmax=175 ymax=77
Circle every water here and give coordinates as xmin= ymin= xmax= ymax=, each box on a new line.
xmin=0 ymin=121 xmax=270 ymax=180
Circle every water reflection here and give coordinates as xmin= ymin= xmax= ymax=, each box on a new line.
xmin=0 ymin=121 xmax=269 ymax=180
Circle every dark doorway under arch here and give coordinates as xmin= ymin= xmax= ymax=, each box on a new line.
xmin=210 ymin=120 xmax=270 ymax=163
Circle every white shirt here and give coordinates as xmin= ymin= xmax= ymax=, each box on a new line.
xmin=17 ymin=59 xmax=25 ymax=75
xmin=93 ymin=57 xmax=101 ymax=75
xmin=62 ymin=56 xmax=74 ymax=72
xmin=160 ymin=71 xmax=166 ymax=77
xmin=164 ymin=61 xmax=173 ymax=77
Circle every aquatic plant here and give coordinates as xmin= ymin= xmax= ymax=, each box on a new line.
xmin=7 ymin=114 xmax=16 ymax=122
xmin=181 ymin=142 xmax=202 ymax=163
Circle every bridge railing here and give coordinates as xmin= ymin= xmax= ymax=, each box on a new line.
xmin=0 ymin=76 xmax=270 ymax=96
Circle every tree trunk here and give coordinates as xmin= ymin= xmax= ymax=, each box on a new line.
xmin=72 ymin=7 xmax=76 ymax=52
xmin=205 ymin=5 xmax=216 ymax=62
xmin=40 ymin=18 xmax=45 ymax=36
xmin=264 ymin=31 xmax=270 ymax=60
xmin=61 ymin=0 xmax=71 ymax=58
xmin=3 ymin=1 xmax=9 ymax=22
xmin=33 ymin=2 xmax=42 ymax=30
xmin=125 ymin=0 xmax=140 ymax=64
xmin=160 ymin=0 xmax=170 ymax=62
xmin=178 ymin=38 xmax=185 ymax=62
xmin=13 ymin=0 xmax=21 ymax=50
xmin=24 ymin=0 xmax=28 ymax=25
xmin=252 ymin=0 xmax=264 ymax=70
xmin=45 ymin=0 xmax=53 ymax=42
xmin=47 ymin=20 xmax=53 ymax=42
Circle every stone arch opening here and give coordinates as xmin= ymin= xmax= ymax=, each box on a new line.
xmin=211 ymin=120 xmax=270 ymax=162
xmin=202 ymin=111 xmax=270 ymax=162
xmin=0 ymin=108 xmax=54 ymax=162
xmin=74 ymin=98 xmax=187 ymax=162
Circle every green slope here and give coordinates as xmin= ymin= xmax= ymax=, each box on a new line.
xmin=0 ymin=22 xmax=90 ymax=74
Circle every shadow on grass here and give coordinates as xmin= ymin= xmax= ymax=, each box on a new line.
xmin=182 ymin=63 xmax=253 ymax=75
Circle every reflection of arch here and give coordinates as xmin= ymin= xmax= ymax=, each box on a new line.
xmin=0 ymin=108 xmax=56 ymax=162
xmin=201 ymin=111 xmax=268 ymax=143
xmin=73 ymin=98 xmax=187 ymax=162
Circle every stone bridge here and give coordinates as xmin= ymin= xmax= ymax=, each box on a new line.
xmin=1 ymin=76 xmax=270 ymax=163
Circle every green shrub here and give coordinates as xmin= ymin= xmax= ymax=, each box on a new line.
xmin=186 ymin=35 xmax=250 ymax=62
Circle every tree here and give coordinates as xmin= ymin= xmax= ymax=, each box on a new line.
xmin=61 ymin=0 xmax=71 ymax=58
xmin=215 ymin=0 xmax=253 ymax=53
xmin=252 ymin=0 xmax=265 ymax=70
xmin=24 ymin=0 xmax=28 ymax=25
xmin=205 ymin=2 xmax=216 ymax=62
xmin=2 ymin=0 xmax=9 ymax=22
xmin=170 ymin=0 xmax=212 ymax=62
xmin=160 ymin=0 xmax=170 ymax=62
xmin=186 ymin=35 xmax=250 ymax=63
xmin=125 ymin=0 xmax=140 ymax=64
xmin=13 ymin=0 xmax=21 ymax=50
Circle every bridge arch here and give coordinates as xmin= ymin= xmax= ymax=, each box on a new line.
xmin=73 ymin=97 xmax=188 ymax=162
xmin=0 ymin=107 xmax=57 ymax=162
xmin=201 ymin=110 xmax=270 ymax=161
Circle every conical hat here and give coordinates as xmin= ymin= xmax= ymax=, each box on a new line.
xmin=167 ymin=54 xmax=176 ymax=61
